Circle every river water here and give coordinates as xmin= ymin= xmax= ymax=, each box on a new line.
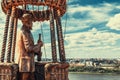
xmin=69 ymin=73 xmax=120 ymax=80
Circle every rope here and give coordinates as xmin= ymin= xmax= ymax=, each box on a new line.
xmin=55 ymin=9 xmax=66 ymax=62
xmin=63 ymin=11 xmax=68 ymax=39
xmin=40 ymin=22 xmax=47 ymax=61
xmin=49 ymin=8 xmax=57 ymax=62
xmin=11 ymin=18 xmax=18 ymax=62
xmin=63 ymin=0 xmax=68 ymax=39
xmin=6 ymin=7 xmax=16 ymax=63
xmin=0 ymin=8 xmax=11 ymax=62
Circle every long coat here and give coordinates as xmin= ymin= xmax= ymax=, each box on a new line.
xmin=17 ymin=26 xmax=35 ymax=72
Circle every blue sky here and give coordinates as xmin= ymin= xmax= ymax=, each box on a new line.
xmin=0 ymin=0 xmax=120 ymax=59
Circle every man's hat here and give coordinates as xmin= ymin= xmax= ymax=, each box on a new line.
xmin=21 ymin=13 xmax=33 ymax=21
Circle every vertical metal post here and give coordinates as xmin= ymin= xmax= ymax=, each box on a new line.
xmin=49 ymin=8 xmax=57 ymax=62
xmin=55 ymin=10 xmax=66 ymax=62
xmin=11 ymin=18 xmax=18 ymax=62
xmin=0 ymin=8 xmax=11 ymax=62
xmin=6 ymin=7 xmax=16 ymax=63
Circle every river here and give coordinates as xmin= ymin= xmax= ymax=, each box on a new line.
xmin=69 ymin=73 xmax=120 ymax=80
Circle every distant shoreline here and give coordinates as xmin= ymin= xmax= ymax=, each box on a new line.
xmin=69 ymin=71 xmax=120 ymax=75
xmin=69 ymin=66 xmax=120 ymax=75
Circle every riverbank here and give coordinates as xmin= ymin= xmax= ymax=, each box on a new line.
xmin=69 ymin=72 xmax=120 ymax=80
xmin=69 ymin=66 xmax=120 ymax=74
xmin=69 ymin=71 xmax=120 ymax=75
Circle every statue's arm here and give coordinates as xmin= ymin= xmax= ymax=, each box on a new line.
xmin=22 ymin=32 xmax=42 ymax=53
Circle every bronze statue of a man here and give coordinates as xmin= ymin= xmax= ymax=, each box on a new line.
xmin=17 ymin=13 xmax=43 ymax=80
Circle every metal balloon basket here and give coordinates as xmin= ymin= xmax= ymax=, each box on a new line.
xmin=0 ymin=0 xmax=69 ymax=80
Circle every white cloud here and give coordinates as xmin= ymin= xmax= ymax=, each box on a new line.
xmin=65 ymin=28 xmax=120 ymax=58
xmin=107 ymin=13 xmax=120 ymax=30
xmin=68 ymin=3 xmax=114 ymax=22
xmin=65 ymin=3 xmax=118 ymax=34
xmin=66 ymin=28 xmax=119 ymax=47
xmin=0 ymin=1 xmax=120 ymax=58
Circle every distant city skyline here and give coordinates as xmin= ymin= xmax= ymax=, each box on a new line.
xmin=0 ymin=0 xmax=120 ymax=59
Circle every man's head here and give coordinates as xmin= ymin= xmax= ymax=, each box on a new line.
xmin=21 ymin=13 xmax=33 ymax=30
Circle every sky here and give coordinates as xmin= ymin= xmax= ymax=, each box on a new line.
xmin=0 ymin=0 xmax=120 ymax=59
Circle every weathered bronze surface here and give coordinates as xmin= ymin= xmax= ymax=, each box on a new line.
xmin=0 ymin=0 xmax=69 ymax=80
xmin=49 ymin=8 xmax=57 ymax=62
xmin=6 ymin=7 xmax=16 ymax=63
xmin=1 ymin=0 xmax=66 ymax=21
xmin=17 ymin=13 xmax=43 ymax=80
xmin=35 ymin=62 xmax=69 ymax=80
xmin=0 ymin=63 xmax=18 ymax=80
xmin=55 ymin=10 xmax=66 ymax=62
xmin=0 ymin=8 xmax=11 ymax=62
xmin=11 ymin=18 xmax=18 ymax=62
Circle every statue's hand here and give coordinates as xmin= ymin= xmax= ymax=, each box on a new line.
xmin=33 ymin=41 xmax=43 ymax=54
xmin=38 ymin=41 xmax=43 ymax=47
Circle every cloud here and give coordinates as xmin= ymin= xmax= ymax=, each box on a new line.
xmin=65 ymin=2 xmax=119 ymax=34
xmin=65 ymin=28 xmax=120 ymax=48
xmin=65 ymin=28 xmax=120 ymax=58
xmin=68 ymin=0 xmax=120 ymax=6
xmin=107 ymin=13 xmax=120 ymax=30
xmin=68 ymin=3 xmax=115 ymax=21
xmin=0 ymin=0 xmax=120 ymax=58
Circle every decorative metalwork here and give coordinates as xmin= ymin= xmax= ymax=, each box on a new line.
xmin=0 ymin=0 xmax=69 ymax=80
xmin=0 ymin=8 xmax=11 ymax=62
xmin=49 ymin=8 xmax=57 ymax=62
xmin=11 ymin=18 xmax=18 ymax=62
xmin=6 ymin=7 xmax=16 ymax=63
xmin=55 ymin=10 xmax=66 ymax=62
